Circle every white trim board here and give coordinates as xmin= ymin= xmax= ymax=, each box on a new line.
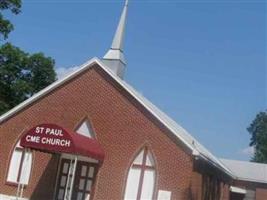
xmin=230 ymin=186 xmax=246 ymax=194
xmin=0 ymin=194 xmax=28 ymax=200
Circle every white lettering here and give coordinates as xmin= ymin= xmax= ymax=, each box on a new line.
xmin=45 ymin=128 xmax=51 ymax=134
xmin=35 ymin=127 xmax=40 ymax=133
xmin=35 ymin=127 xmax=44 ymax=134
xmin=44 ymin=128 xmax=63 ymax=136
xmin=26 ymin=135 xmax=40 ymax=143
xmin=26 ymin=135 xmax=31 ymax=141
xmin=41 ymin=137 xmax=71 ymax=147
xmin=64 ymin=140 xmax=70 ymax=147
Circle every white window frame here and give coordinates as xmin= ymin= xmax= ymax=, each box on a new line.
xmin=124 ymin=147 xmax=156 ymax=200
xmin=6 ymin=141 xmax=32 ymax=185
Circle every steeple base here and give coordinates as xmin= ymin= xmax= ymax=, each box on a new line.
xmin=102 ymin=0 xmax=128 ymax=79
xmin=102 ymin=59 xmax=126 ymax=79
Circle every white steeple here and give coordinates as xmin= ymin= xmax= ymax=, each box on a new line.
xmin=102 ymin=0 xmax=129 ymax=79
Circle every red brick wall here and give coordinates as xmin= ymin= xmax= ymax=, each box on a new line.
xmin=222 ymin=184 xmax=230 ymax=200
xmin=191 ymin=172 xmax=202 ymax=200
xmin=0 ymin=64 xmax=195 ymax=200
xmin=232 ymin=180 xmax=267 ymax=200
xmin=190 ymin=171 xmax=230 ymax=200
xmin=256 ymin=188 xmax=267 ymax=200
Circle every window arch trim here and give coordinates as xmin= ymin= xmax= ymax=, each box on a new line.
xmin=5 ymin=135 xmax=33 ymax=187
xmin=123 ymin=145 xmax=157 ymax=200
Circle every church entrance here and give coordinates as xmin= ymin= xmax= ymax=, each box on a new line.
xmin=55 ymin=158 xmax=98 ymax=200
xmin=230 ymin=192 xmax=245 ymax=200
xmin=19 ymin=124 xmax=104 ymax=200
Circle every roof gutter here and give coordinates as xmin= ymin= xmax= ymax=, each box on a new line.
xmin=195 ymin=152 xmax=236 ymax=180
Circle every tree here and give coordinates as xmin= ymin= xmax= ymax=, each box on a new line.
xmin=247 ymin=111 xmax=267 ymax=163
xmin=28 ymin=53 xmax=56 ymax=95
xmin=0 ymin=43 xmax=56 ymax=115
xmin=0 ymin=0 xmax=21 ymax=39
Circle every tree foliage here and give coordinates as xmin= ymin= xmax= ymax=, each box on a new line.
xmin=27 ymin=53 xmax=57 ymax=95
xmin=0 ymin=43 xmax=56 ymax=114
xmin=0 ymin=0 xmax=21 ymax=39
xmin=0 ymin=1 xmax=57 ymax=115
xmin=247 ymin=111 xmax=267 ymax=163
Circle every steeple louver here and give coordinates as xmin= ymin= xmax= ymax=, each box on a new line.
xmin=102 ymin=0 xmax=129 ymax=79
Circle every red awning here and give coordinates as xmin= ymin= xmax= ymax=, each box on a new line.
xmin=20 ymin=124 xmax=105 ymax=161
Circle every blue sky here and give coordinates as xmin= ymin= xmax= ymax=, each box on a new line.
xmin=5 ymin=0 xmax=266 ymax=161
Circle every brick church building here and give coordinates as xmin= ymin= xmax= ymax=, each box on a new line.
xmin=0 ymin=1 xmax=266 ymax=200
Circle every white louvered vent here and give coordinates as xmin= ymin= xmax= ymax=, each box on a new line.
xmin=76 ymin=120 xmax=95 ymax=138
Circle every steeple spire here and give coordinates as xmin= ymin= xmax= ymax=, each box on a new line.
xmin=102 ymin=0 xmax=129 ymax=79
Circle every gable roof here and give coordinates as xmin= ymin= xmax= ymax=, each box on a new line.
xmin=0 ymin=57 xmax=234 ymax=178
xmin=221 ymin=159 xmax=267 ymax=184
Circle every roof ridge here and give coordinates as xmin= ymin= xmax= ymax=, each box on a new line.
xmin=0 ymin=57 xmax=233 ymax=178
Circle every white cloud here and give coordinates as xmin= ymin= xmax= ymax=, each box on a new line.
xmin=240 ymin=146 xmax=255 ymax=156
xmin=56 ymin=66 xmax=80 ymax=80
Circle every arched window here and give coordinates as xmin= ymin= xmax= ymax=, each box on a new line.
xmin=76 ymin=119 xmax=95 ymax=138
xmin=7 ymin=140 xmax=32 ymax=185
xmin=124 ymin=147 xmax=156 ymax=200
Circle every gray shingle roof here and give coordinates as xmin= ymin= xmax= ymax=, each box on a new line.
xmin=0 ymin=58 xmax=233 ymax=177
xmin=220 ymin=159 xmax=267 ymax=183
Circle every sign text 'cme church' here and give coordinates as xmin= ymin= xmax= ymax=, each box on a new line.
xmin=20 ymin=124 xmax=74 ymax=153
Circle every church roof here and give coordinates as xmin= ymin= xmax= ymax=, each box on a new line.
xmin=0 ymin=57 xmax=234 ymax=178
xmin=220 ymin=159 xmax=267 ymax=184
